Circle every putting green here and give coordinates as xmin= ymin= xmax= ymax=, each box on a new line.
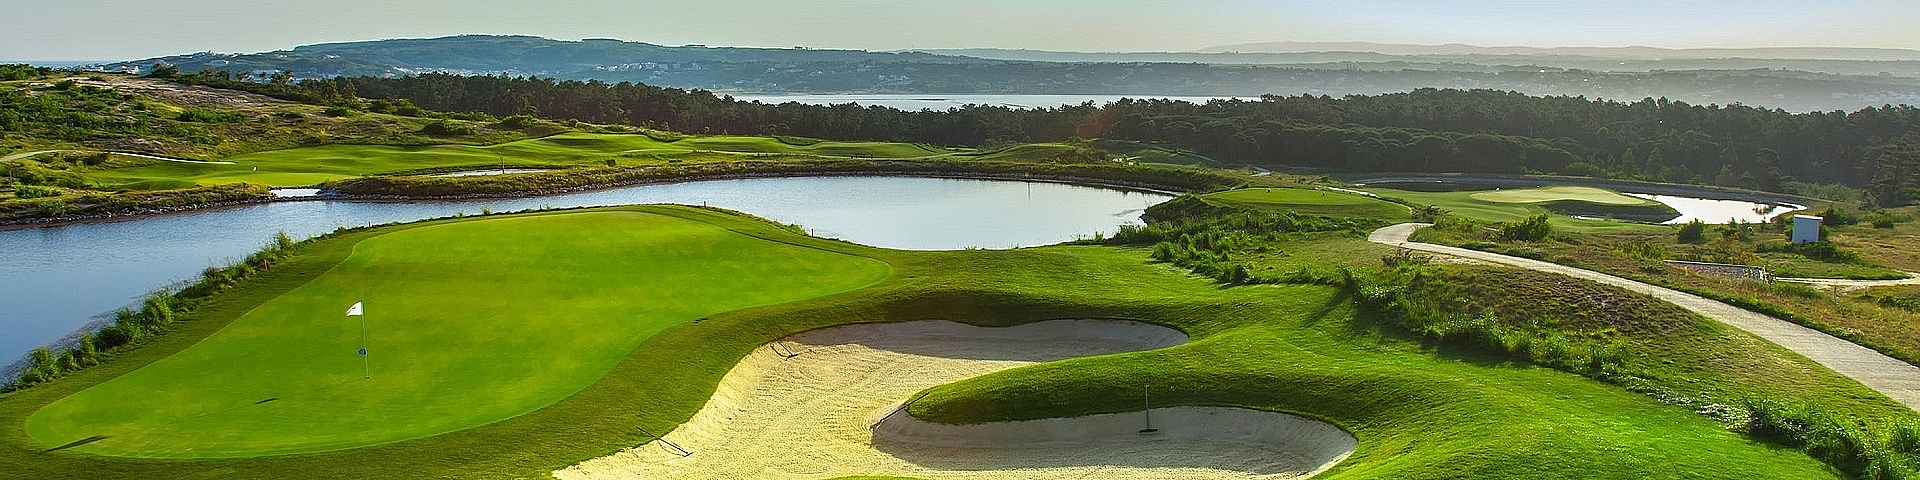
xmin=25 ymin=210 xmax=890 ymax=457
xmin=1468 ymin=186 xmax=1656 ymax=205
xmin=1199 ymin=188 xmax=1411 ymax=220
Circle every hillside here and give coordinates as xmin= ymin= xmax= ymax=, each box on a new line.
xmin=91 ymin=35 xmax=1920 ymax=112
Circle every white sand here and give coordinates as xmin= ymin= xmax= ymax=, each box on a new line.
xmin=556 ymin=319 xmax=1356 ymax=480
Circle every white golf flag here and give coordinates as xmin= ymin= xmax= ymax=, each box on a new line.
xmin=346 ymin=302 xmax=364 ymax=316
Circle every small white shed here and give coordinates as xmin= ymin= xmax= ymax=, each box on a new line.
xmin=1792 ymin=215 xmax=1823 ymax=244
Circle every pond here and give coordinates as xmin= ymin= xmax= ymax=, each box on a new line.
xmin=0 ymin=176 xmax=1170 ymax=364
xmin=1358 ymin=180 xmax=1802 ymax=225
xmin=1623 ymin=193 xmax=1802 ymax=224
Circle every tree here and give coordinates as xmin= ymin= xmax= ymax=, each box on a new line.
xmin=146 ymin=62 xmax=179 ymax=78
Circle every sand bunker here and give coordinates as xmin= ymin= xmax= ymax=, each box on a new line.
xmin=556 ymin=319 xmax=1355 ymax=480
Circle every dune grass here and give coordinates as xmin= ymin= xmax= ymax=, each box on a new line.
xmin=1198 ymin=187 xmax=1411 ymax=220
xmin=79 ymin=132 xmax=958 ymax=189
xmin=23 ymin=210 xmax=888 ymax=457
xmin=0 ymin=205 xmax=1901 ymax=478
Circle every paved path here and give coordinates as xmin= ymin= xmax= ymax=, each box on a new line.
xmin=1369 ymin=223 xmax=1920 ymax=410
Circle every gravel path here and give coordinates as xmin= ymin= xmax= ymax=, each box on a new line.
xmin=556 ymin=320 xmax=1354 ymax=480
xmin=1369 ymin=223 xmax=1920 ymax=410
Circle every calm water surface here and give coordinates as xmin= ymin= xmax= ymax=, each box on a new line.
xmin=0 ymin=176 xmax=1168 ymax=362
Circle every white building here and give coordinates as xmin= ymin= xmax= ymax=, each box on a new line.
xmin=1793 ymin=215 xmax=1823 ymax=244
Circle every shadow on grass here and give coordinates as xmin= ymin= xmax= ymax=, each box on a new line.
xmin=44 ymin=435 xmax=108 ymax=453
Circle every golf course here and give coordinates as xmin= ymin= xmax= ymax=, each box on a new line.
xmin=3 ymin=199 xmax=1910 ymax=479
xmin=7 ymin=66 xmax=1920 ymax=480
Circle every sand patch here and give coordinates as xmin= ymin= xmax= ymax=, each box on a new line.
xmin=556 ymin=319 xmax=1355 ymax=480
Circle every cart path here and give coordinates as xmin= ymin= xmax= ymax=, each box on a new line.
xmin=1369 ymin=223 xmax=1920 ymax=410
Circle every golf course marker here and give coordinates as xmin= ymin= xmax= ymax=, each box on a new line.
xmin=347 ymin=301 xmax=367 ymax=379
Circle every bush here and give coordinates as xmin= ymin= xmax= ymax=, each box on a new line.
xmin=12 ymin=185 xmax=60 ymax=198
xmin=1677 ymin=220 xmax=1709 ymax=244
xmin=498 ymin=114 xmax=537 ymax=129
xmin=420 ymin=119 xmax=478 ymax=136
xmin=1498 ymin=214 xmax=1553 ymax=242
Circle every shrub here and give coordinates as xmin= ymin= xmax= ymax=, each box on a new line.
xmin=12 ymin=185 xmax=60 ymax=198
xmin=498 ymin=114 xmax=537 ymax=129
xmin=420 ymin=119 xmax=477 ymax=136
xmin=1677 ymin=220 xmax=1709 ymax=244
xmin=1498 ymin=214 xmax=1553 ymax=242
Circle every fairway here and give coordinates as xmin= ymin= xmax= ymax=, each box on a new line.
xmin=25 ymin=210 xmax=890 ymax=457
xmin=79 ymin=132 xmax=951 ymax=189
xmin=1199 ymin=188 xmax=1410 ymax=220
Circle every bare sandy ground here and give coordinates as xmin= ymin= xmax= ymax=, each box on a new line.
xmin=556 ymin=320 xmax=1356 ymax=480
xmin=1370 ymin=223 xmax=1920 ymax=410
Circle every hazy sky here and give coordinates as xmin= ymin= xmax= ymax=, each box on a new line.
xmin=7 ymin=0 xmax=1919 ymax=60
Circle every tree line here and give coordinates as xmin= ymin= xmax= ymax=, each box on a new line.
xmin=163 ymin=70 xmax=1920 ymax=205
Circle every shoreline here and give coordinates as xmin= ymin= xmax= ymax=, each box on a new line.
xmin=0 ymin=169 xmax=1195 ymax=231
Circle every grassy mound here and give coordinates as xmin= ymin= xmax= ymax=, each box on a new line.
xmin=24 ymin=210 xmax=888 ymax=457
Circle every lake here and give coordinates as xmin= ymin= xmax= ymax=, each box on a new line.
xmin=0 ymin=176 xmax=1169 ymax=364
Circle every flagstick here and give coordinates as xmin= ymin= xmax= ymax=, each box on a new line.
xmin=360 ymin=313 xmax=369 ymax=379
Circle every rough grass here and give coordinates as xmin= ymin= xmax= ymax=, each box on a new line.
xmin=0 ymin=206 xmax=1900 ymax=478
xmin=23 ymin=210 xmax=889 ymax=457
xmin=1418 ymin=220 xmax=1920 ymax=369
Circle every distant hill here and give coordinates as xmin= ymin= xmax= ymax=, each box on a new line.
xmin=96 ymin=35 xmax=992 ymax=78
xmin=1198 ymin=41 xmax=1920 ymax=61
xmin=86 ymin=35 xmax=1920 ymax=112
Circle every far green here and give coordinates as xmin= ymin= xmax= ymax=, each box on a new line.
xmin=25 ymin=210 xmax=890 ymax=457
xmin=1366 ymin=186 xmax=1671 ymax=232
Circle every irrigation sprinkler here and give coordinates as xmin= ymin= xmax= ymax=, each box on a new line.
xmin=1138 ymin=386 xmax=1159 ymax=434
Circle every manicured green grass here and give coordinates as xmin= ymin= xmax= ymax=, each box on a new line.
xmin=1468 ymin=185 xmax=1659 ymax=205
xmin=0 ymin=206 xmax=1900 ymax=478
xmin=80 ymin=132 xmax=956 ymax=189
xmin=1367 ymin=187 xmax=1667 ymax=232
xmin=1199 ymin=187 xmax=1411 ymax=220
xmin=24 ymin=210 xmax=889 ymax=457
